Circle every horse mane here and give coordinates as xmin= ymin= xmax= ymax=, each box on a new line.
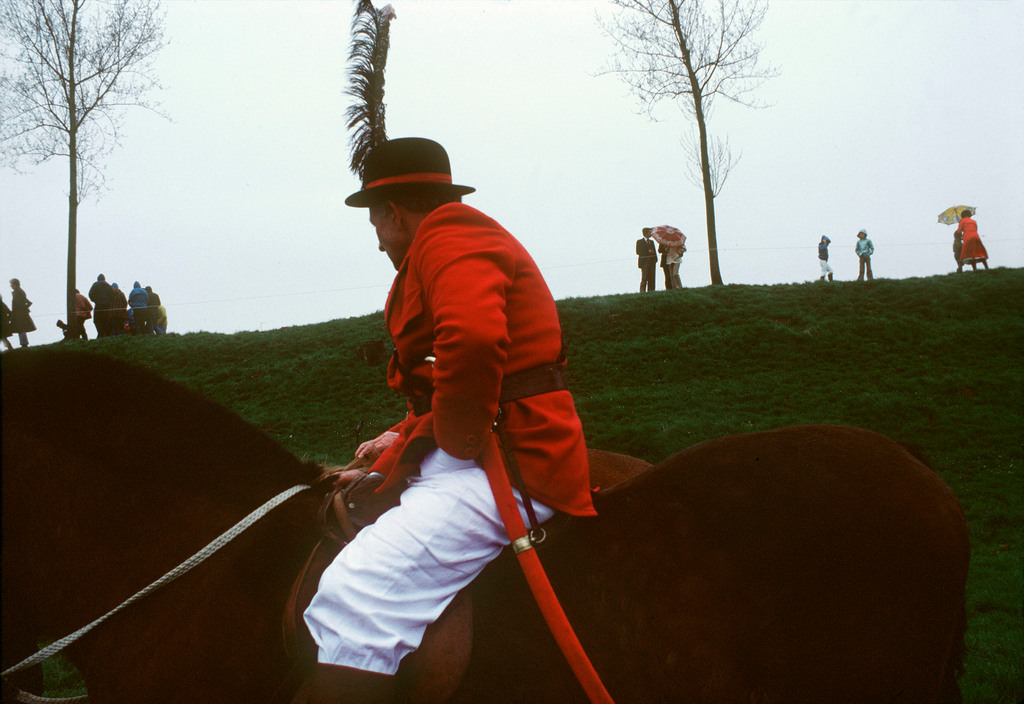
xmin=2 ymin=349 xmax=332 ymax=703
xmin=1 ymin=349 xmax=323 ymax=506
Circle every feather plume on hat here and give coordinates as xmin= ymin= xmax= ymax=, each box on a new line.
xmin=345 ymin=1 xmax=397 ymax=179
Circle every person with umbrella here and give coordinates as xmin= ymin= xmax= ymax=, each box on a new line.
xmin=954 ymin=209 xmax=989 ymax=272
xmin=660 ymin=243 xmax=685 ymax=289
xmin=651 ymin=225 xmax=686 ymax=290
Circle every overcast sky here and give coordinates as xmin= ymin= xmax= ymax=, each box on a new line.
xmin=2 ymin=0 xmax=1022 ymax=346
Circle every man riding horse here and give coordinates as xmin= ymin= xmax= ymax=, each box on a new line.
xmin=295 ymin=138 xmax=596 ymax=703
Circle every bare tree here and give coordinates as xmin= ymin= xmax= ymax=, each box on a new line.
xmin=602 ymin=0 xmax=776 ymax=285
xmin=0 ymin=0 xmax=165 ymax=325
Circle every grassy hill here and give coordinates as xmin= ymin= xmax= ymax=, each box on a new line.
xmin=11 ymin=267 xmax=1023 ymax=702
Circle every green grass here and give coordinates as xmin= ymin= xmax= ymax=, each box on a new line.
xmin=14 ymin=267 xmax=1024 ymax=702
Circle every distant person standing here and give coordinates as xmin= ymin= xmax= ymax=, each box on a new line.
xmin=637 ymin=227 xmax=657 ymax=292
xmin=88 ymin=273 xmax=114 ymax=337
xmin=1 ymin=295 xmax=13 ymax=350
xmin=110 ymin=283 xmax=128 ymax=335
xmin=659 ymin=242 xmax=670 ymax=289
xmin=128 ymin=281 xmax=149 ymax=334
xmin=818 ymin=235 xmax=834 ymax=282
xmin=72 ymin=288 xmax=93 ymax=340
xmin=955 ymin=209 xmax=989 ymax=272
xmin=660 ymin=242 xmax=684 ymax=289
xmin=145 ymin=286 xmax=161 ymax=334
xmin=154 ymin=302 xmax=168 ymax=335
xmin=9 ymin=278 xmax=36 ymax=347
xmin=855 ymin=230 xmax=874 ymax=281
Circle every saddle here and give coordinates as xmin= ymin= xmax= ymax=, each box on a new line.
xmin=283 ymin=449 xmax=652 ymax=702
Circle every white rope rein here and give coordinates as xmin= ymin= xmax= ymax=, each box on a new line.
xmin=2 ymin=483 xmax=311 ymax=688
xmin=14 ymin=690 xmax=88 ymax=703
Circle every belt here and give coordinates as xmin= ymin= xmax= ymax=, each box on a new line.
xmin=500 ymin=362 xmax=568 ymax=403
xmin=410 ymin=362 xmax=568 ymax=416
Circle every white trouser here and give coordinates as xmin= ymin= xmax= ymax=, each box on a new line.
xmin=303 ymin=447 xmax=554 ymax=674
xmin=819 ymin=259 xmax=834 ymax=276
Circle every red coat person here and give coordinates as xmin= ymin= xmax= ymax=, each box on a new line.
xmin=302 ymin=138 xmax=597 ymax=692
xmin=371 ymin=202 xmax=595 ymax=517
xmin=955 ymin=214 xmax=989 ymax=263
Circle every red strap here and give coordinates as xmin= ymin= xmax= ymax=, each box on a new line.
xmin=363 ymin=171 xmax=454 ymax=189
xmin=481 ymin=438 xmax=615 ymax=704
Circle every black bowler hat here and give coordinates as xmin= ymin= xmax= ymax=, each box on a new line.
xmin=344 ymin=137 xmax=476 ymax=207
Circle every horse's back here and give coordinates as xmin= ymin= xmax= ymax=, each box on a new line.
xmin=598 ymin=424 xmax=968 ymax=702
xmin=463 ymin=424 xmax=968 ymax=703
xmin=2 ymin=354 xmax=968 ymax=702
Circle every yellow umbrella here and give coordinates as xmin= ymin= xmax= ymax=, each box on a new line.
xmin=937 ymin=205 xmax=975 ymax=225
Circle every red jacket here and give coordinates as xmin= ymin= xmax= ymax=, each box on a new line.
xmin=955 ymin=216 xmax=988 ymax=261
xmin=75 ymin=292 xmax=93 ymax=320
xmin=370 ymin=203 xmax=595 ymax=517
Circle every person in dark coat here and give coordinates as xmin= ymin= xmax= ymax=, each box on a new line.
xmin=636 ymin=227 xmax=657 ymax=292
xmin=145 ymin=286 xmax=161 ymax=335
xmin=658 ymin=242 xmax=671 ymax=289
xmin=1 ymin=295 xmax=13 ymax=350
xmin=9 ymin=279 xmax=36 ymax=348
xmin=110 ymin=284 xmax=128 ymax=335
xmin=88 ymin=274 xmax=115 ymax=337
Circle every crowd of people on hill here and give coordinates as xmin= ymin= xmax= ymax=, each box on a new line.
xmin=86 ymin=274 xmax=168 ymax=338
xmin=1 ymin=274 xmax=169 ymax=350
xmin=815 ymin=210 xmax=990 ymax=283
xmin=0 ymin=210 xmax=997 ymax=350
xmin=634 ymin=209 xmax=992 ymax=292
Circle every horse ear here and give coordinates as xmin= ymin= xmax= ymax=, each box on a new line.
xmin=358 ymin=339 xmax=389 ymax=366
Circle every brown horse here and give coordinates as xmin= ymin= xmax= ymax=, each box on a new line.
xmin=2 ymin=350 xmax=968 ymax=703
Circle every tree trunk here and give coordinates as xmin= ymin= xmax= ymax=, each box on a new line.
xmin=66 ymin=4 xmax=79 ymax=333
xmin=671 ymin=2 xmax=724 ymax=285
xmin=691 ymin=95 xmax=723 ymax=285
xmin=67 ymin=134 xmax=78 ymax=334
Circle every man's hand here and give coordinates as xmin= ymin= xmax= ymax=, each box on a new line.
xmin=355 ymin=430 xmax=400 ymax=460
